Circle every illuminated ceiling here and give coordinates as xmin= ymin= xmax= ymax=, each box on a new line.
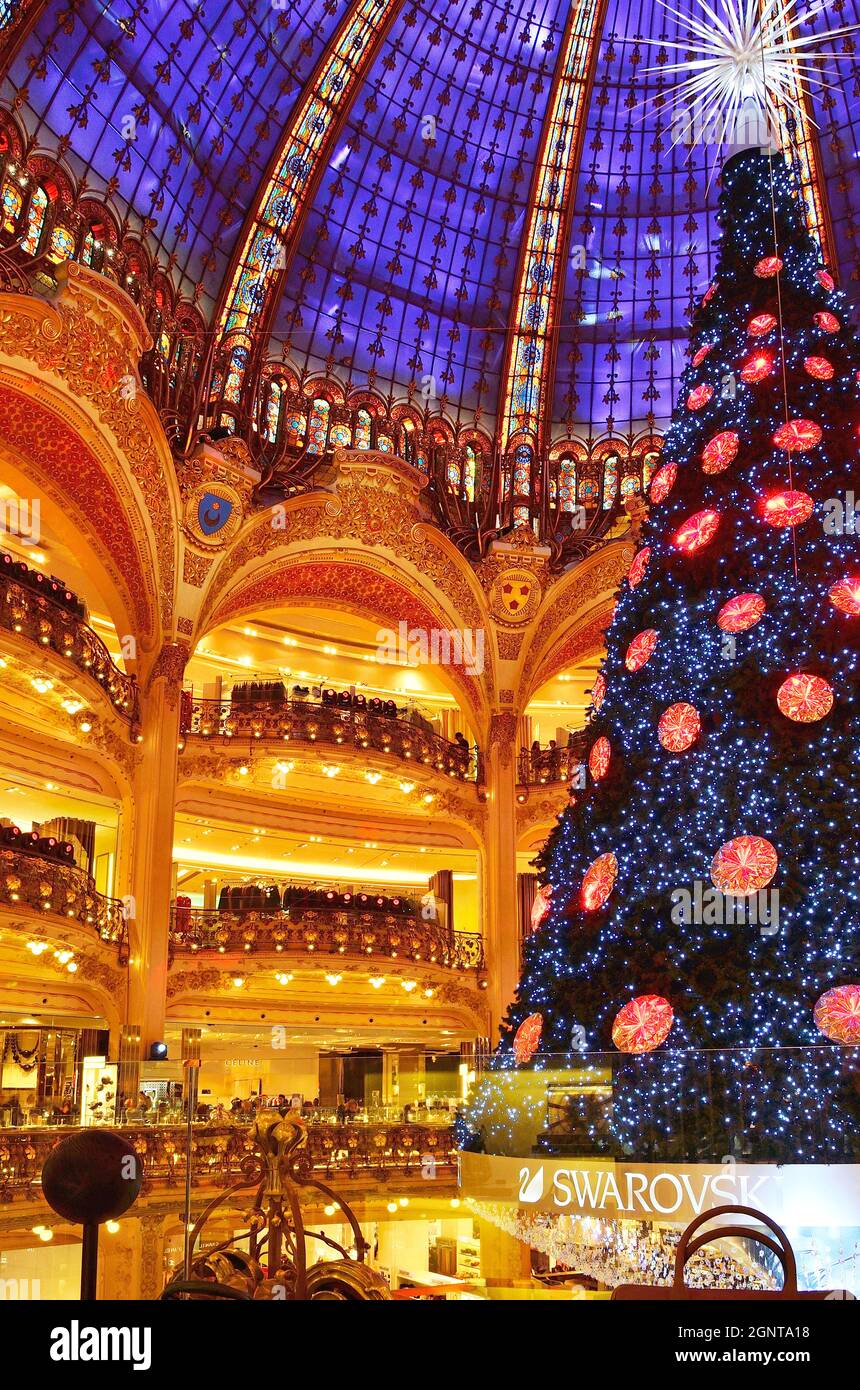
xmin=6 ymin=1 xmax=858 ymax=442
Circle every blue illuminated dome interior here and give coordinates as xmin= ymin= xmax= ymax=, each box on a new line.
xmin=3 ymin=0 xmax=860 ymax=447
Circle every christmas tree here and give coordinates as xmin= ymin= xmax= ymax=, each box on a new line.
xmin=465 ymin=150 xmax=860 ymax=1162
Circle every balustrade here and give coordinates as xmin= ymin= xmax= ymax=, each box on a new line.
xmin=0 ymin=848 xmax=127 ymax=951
xmin=0 ymin=1121 xmax=457 ymax=1204
xmin=169 ymin=902 xmax=485 ymax=972
xmin=180 ymin=693 xmax=480 ymax=782
xmin=0 ymin=571 xmax=138 ymax=724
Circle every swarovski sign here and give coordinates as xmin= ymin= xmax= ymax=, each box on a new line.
xmin=459 ymin=1153 xmax=860 ymax=1228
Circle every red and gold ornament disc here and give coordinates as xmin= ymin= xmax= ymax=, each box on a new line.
xmin=828 ymin=578 xmax=860 ymax=617
xmin=761 ymin=490 xmax=814 ymax=527
xmin=701 ymin=431 xmax=739 ymax=474
xmin=650 ymin=462 xmax=677 ymax=503
xmin=625 ymin=629 xmax=658 ymax=671
xmin=717 ymin=593 xmax=766 ymax=633
xmin=589 ymin=736 xmax=611 ymax=781
xmin=581 ymin=853 xmax=618 ymax=911
xmin=687 ymin=383 xmax=714 ymax=411
xmin=627 ymin=546 xmax=651 ymax=588
xmin=612 ymin=995 xmax=674 ymax=1054
xmin=672 ymin=509 xmax=720 ymax=553
xmin=513 ymin=1013 xmax=543 ymax=1064
xmin=658 ymin=702 xmax=701 ymax=752
xmin=814 ymin=985 xmax=860 ymax=1044
xmin=711 ymin=836 xmax=778 ymax=896
xmin=777 ymin=673 xmax=834 ymax=723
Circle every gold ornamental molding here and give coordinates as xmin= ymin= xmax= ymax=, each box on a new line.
xmin=198 ymin=450 xmax=493 ymax=673
xmin=517 ymin=541 xmax=628 ymax=707
xmin=0 ymin=272 xmax=180 ymax=635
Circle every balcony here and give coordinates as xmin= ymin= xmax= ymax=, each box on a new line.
xmin=0 ymin=1120 xmax=457 ymax=1204
xmin=0 ymin=847 xmax=128 ymax=954
xmin=180 ymin=691 xmax=481 ymax=783
xmin=169 ymin=900 xmax=485 ymax=973
xmin=517 ymin=732 xmax=589 ymax=787
xmin=0 ymin=568 xmax=138 ymax=727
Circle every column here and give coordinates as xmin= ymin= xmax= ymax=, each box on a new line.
xmin=476 ymin=1216 xmax=532 ymax=1288
xmin=123 ymin=642 xmax=188 ymax=1053
xmin=484 ymin=712 xmax=521 ymax=1037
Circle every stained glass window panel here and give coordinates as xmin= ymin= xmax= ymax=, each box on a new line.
xmin=21 ymin=186 xmax=47 ymax=254
xmin=602 ymin=454 xmax=620 ymax=509
xmin=355 ymin=408 xmax=372 ymax=450
xmin=308 ymin=399 xmax=330 ymax=453
xmin=1 ymin=180 xmax=21 ymax=231
xmin=559 ymin=455 xmax=577 ymax=512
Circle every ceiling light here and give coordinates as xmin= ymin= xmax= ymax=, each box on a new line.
xmin=321 ymin=765 xmax=340 ymax=778
xmin=401 ymin=980 xmax=417 ymax=993
xmin=61 ymin=699 xmax=83 ymax=714
xmin=399 ymin=781 xmax=415 ymax=794
xmin=386 ymin=1202 xmax=398 ymax=1214
xmin=324 ymin=1203 xmax=337 ymax=1216
xmin=31 ymin=677 xmax=53 ymax=694
xmin=368 ymin=977 xmax=385 ymax=989
xmin=232 ymin=977 xmax=244 ymax=988
xmin=364 ymin=771 xmax=382 ymax=785
xmin=325 ymin=974 xmax=341 ymax=986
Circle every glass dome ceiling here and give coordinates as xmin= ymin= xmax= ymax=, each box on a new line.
xmin=4 ymin=0 xmax=860 ymax=448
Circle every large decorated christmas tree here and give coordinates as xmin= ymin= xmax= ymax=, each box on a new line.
xmin=465 ymin=150 xmax=860 ymax=1162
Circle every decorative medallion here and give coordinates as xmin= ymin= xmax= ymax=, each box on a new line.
xmin=184 ymin=481 xmax=244 ymax=548
xmin=489 ymin=568 xmax=542 ymax=625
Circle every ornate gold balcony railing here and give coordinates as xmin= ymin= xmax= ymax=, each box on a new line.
xmin=169 ymin=903 xmax=486 ymax=973
xmin=517 ymin=732 xmax=588 ymax=787
xmin=0 ymin=848 xmax=128 ymax=953
xmin=180 ymin=693 xmax=482 ymax=783
xmin=0 ymin=1121 xmax=457 ymax=1205
xmin=0 ymin=572 xmax=139 ymax=727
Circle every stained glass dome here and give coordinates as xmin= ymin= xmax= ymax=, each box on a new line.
xmin=2 ymin=0 xmax=858 ymax=470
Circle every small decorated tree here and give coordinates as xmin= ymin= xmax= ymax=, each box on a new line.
xmin=467 ymin=151 xmax=860 ymax=1161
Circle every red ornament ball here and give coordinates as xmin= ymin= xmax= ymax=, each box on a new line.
xmin=612 ymin=996 xmax=674 ymax=1054
xmin=761 ymin=490 xmax=814 ymax=528
xmin=627 ymin=546 xmax=651 ymax=589
xmin=672 ymin=509 xmax=720 ymax=553
xmin=702 ymin=281 xmax=716 ymax=304
xmin=772 ymin=418 xmax=822 ymax=452
xmin=513 ymin=1013 xmax=543 ymax=1064
xmin=592 ymin=672 xmax=607 ymax=710
xmin=740 ymin=352 xmax=772 ymax=383
xmin=828 ymin=578 xmax=860 ymax=617
xmin=717 ymin=593 xmax=766 ymax=633
xmin=754 ymin=256 xmax=783 ymax=277
xmin=748 ymin=313 xmax=777 ymax=337
xmin=687 ymin=383 xmax=714 ymax=411
xmin=814 ymin=310 xmax=840 ymax=333
xmin=692 ymin=343 xmax=714 ymax=367
xmin=650 ymin=461 xmax=677 ymax=503
xmin=589 ymin=736 xmax=611 ymax=781
xmin=711 ymin=836 xmax=778 ymax=896
xmin=818 ymin=269 xmax=835 ymax=291
xmin=777 ymin=673 xmax=834 ymax=723
xmin=530 ymin=884 xmax=552 ymax=933
xmin=803 ymin=355 xmax=834 ymax=381
xmin=581 ymin=852 xmax=618 ymax=911
xmin=658 ymin=702 xmax=701 ymax=752
xmin=814 ymin=985 xmax=860 ymax=1044
xmin=701 ymin=431 xmax=739 ymax=474
xmin=625 ymin=629 xmax=658 ymax=672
